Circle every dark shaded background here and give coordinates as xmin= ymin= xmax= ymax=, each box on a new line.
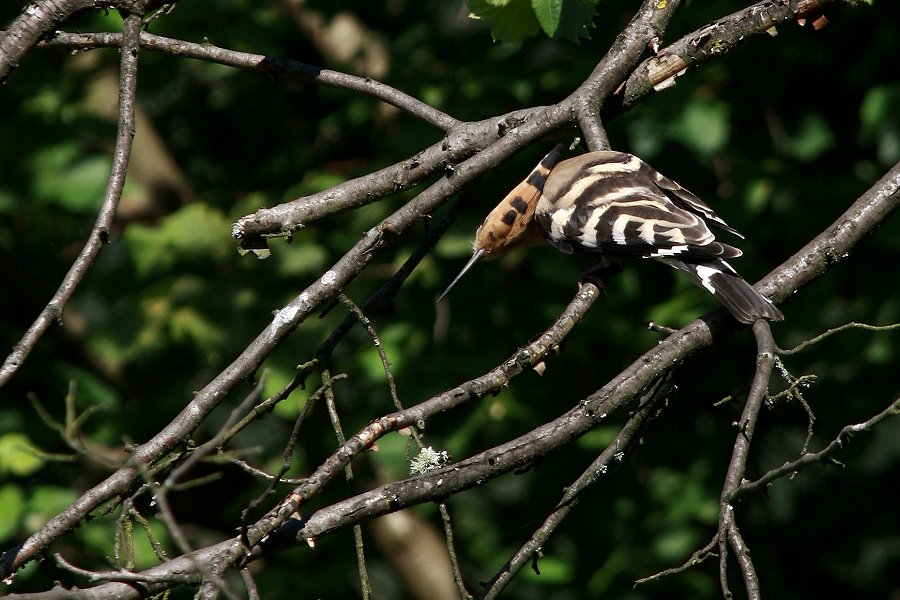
xmin=1 ymin=1 xmax=898 ymax=598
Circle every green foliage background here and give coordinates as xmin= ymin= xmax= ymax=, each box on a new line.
xmin=1 ymin=0 xmax=899 ymax=597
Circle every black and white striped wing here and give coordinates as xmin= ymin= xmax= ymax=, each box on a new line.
xmin=535 ymin=152 xmax=741 ymax=261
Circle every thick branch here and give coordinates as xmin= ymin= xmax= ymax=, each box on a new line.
xmin=0 ymin=0 xmax=94 ymax=81
xmin=614 ymin=0 xmax=849 ymax=115
xmin=231 ymin=112 xmax=535 ymax=239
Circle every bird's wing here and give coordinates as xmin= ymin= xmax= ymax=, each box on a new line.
xmin=536 ymin=152 xmax=741 ymax=261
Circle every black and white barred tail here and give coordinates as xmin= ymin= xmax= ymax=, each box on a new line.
xmin=661 ymin=258 xmax=783 ymax=324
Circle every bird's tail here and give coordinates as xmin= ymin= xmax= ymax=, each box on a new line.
xmin=662 ymin=258 xmax=784 ymax=324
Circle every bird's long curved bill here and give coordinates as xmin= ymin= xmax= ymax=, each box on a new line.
xmin=437 ymin=248 xmax=485 ymax=303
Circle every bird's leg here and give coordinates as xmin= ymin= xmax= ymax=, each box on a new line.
xmin=578 ymin=256 xmax=622 ymax=295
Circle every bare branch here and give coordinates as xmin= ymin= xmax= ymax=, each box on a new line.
xmin=439 ymin=503 xmax=472 ymax=600
xmin=634 ymin=534 xmax=719 ymax=587
xmin=40 ymin=30 xmax=459 ymax=131
xmin=777 ymin=321 xmax=900 ymax=355
xmin=613 ymin=0 xmax=851 ymax=115
xmin=0 ymin=11 xmax=143 ymax=388
xmin=734 ymin=395 xmax=900 ymax=500
xmin=239 ymin=374 xmax=346 ymax=542
xmin=717 ymin=320 xmax=774 ymax=600
xmin=0 ymin=0 xmax=95 ymax=81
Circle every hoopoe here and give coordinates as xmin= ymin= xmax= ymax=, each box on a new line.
xmin=439 ymin=145 xmax=783 ymax=325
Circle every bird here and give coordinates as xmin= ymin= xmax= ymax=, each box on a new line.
xmin=438 ymin=145 xmax=783 ymax=325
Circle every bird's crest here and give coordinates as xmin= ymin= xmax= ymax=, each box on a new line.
xmin=474 ymin=144 xmax=563 ymax=256
xmin=438 ymin=144 xmax=563 ymax=302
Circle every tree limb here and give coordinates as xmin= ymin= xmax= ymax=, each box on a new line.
xmin=717 ymin=320 xmax=774 ymax=600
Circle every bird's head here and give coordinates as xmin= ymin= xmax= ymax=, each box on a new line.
xmin=438 ymin=144 xmax=563 ymax=302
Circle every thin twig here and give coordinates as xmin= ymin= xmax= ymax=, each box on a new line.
xmin=337 ymin=293 xmax=424 ymax=450
xmin=439 ymin=503 xmax=472 ymax=600
xmin=224 ymin=456 xmax=304 ymax=485
xmin=138 ymin=461 xmax=241 ymax=600
xmin=239 ymin=374 xmax=347 ymax=544
xmin=734 ymin=395 xmax=900 ymax=500
xmin=317 ymin=196 xmax=464 ymax=358
xmin=634 ymin=534 xmax=719 ymax=587
xmin=114 ymin=498 xmax=136 ymax=570
xmin=480 ymin=376 xmax=668 ymax=599
xmin=165 ymin=372 xmax=268 ymax=489
xmin=221 ymin=360 xmax=319 ymax=447
xmin=129 ymin=507 xmax=168 ymax=562
xmin=0 ymin=11 xmax=143 ymax=388
xmin=52 ymin=553 xmax=192 ymax=586
xmin=770 ymin=357 xmax=818 ymax=457
xmin=40 ymin=30 xmax=459 ymax=131
xmin=777 ymin=321 xmax=900 ymax=355
xmin=320 ymin=363 xmax=371 ymax=600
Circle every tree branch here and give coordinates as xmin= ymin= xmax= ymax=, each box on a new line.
xmin=0 ymin=13 xmax=143 ymax=387
xmin=613 ymin=0 xmax=851 ymax=115
xmin=717 ymin=320 xmax=774 ymax=600
xmin=39 ymin=30 xmax=459 ymax=131
xmin=13 ymin=147 xmax=889 ymax=598
xmin=0 ymin=0 xmax=95 ymax=82
xmin=734 ymin=395 xmax=900 ymax=500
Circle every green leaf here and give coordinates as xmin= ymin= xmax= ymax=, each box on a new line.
xmin=531 ymin=0 xmax=562 ymax=34
xmin=0 ymin=484 xmax=25 ymax=541
xmin=469 ymin=0 xmax=541 ymax=44
xmin=532 ymin=0 xmax=598 ymax=42
xmin=124 ymin=203 xmax=233 ymax=278
xmin=781 ymin=113 xmax=836 ymax=162
xmin=859 ymin=84 xmax=900 ymax=164
xmin=30 ymin=144 xmax=112 ymax=213
xmin=24 ymin=486 xmax=79 ymax=533
xmin=0 ymin=433 xmax=45 ymax=477
xmin=669 ymin=99 xmax=731 ymax=156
